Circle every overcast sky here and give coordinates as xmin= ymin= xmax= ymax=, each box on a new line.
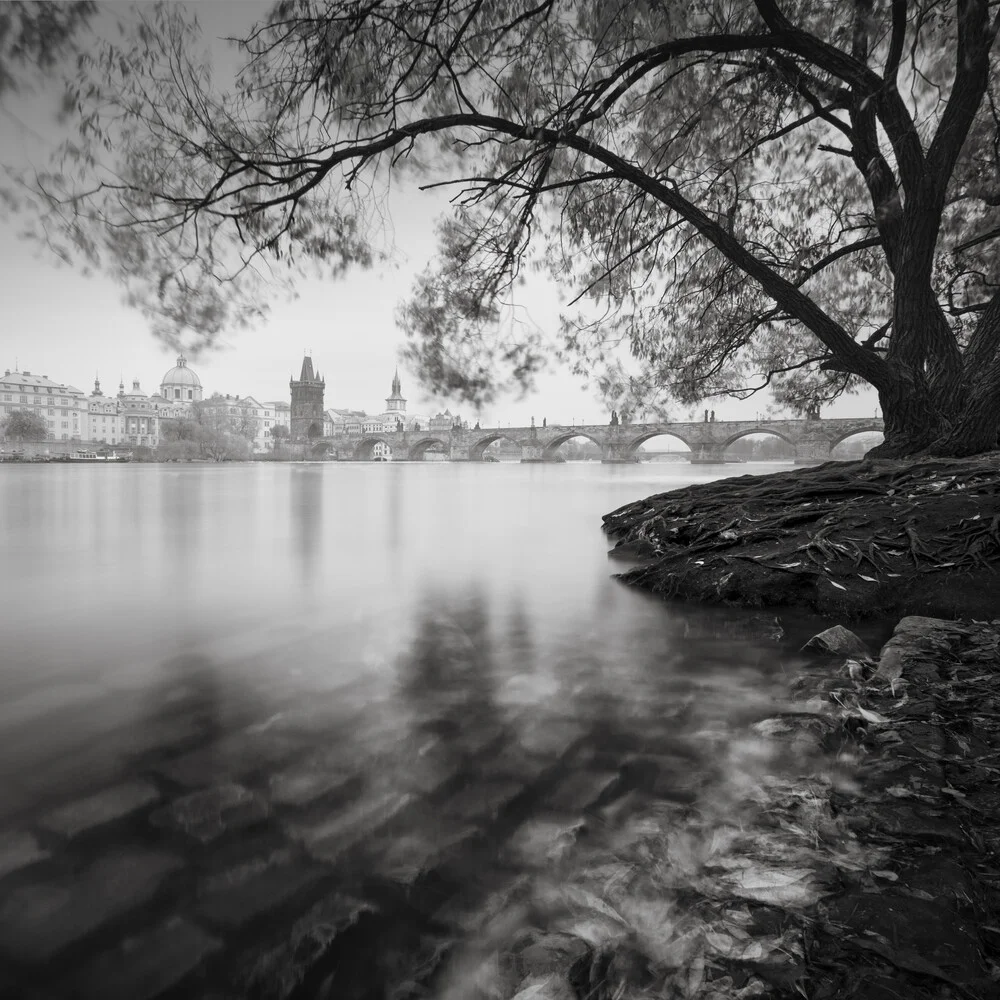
xmin=0 ymin=2 xmax=878 ymax=428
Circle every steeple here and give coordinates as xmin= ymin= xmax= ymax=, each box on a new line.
xmin=93 ymin=373 xmax=103 ymax=396
xmin=385 ymin=366 xmax=407 ymax=414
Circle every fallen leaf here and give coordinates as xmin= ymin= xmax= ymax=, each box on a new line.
xmin=857 ymin=706 xmax=889 ymax=724
xmin=871 ymin=869 xmax=898 ymax=881
xmin=511 ymin=974 xmax=576 ymax=1000
xmin=828 ymin=580 xmax=847 ymax=591
xmin=725 ymin=867 xmax=817 ymax=906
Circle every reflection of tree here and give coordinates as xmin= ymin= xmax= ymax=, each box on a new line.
xmin=291 ymin=466 xmax=323 ymax=586
xmin=387 ymin=464 xmax=402 ymax=554
xmin=162 ymin=466 xmax=203 ymax=556
xmin=397 ymin=592 xmax=503 ymax=762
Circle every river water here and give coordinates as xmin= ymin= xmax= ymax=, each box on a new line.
xmin=0 ymin=460 xmax=856 ymax=994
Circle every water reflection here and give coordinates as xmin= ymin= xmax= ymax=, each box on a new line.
xmin=0 ymin=461 xmax=822 ymax=998
xmin=291 ymin=465 xmax=324 ymax=585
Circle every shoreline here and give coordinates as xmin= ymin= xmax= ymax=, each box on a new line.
xmin=603 ymin=454 xmax=1000 ymax=621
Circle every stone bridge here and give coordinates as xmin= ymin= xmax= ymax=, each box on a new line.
xmin=315 ymin=416 xmax=883 ymax=463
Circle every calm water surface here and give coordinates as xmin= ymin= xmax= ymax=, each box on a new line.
xmin=0 ymin=459 xmax=853 ymax=996
xmin=0 ymin=460 xmax=806 ymax=821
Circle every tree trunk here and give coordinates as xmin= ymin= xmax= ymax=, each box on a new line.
xmin=927 ymin=358 xmax=1000 ymax=457
xmin=866 ymin=363 xmax=942 ymax=458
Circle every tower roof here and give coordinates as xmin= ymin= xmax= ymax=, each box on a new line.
xmin=292 ymin=354 xmax=324 ymax=385
xmin=161 ymin=354 xmax=202 ymax=388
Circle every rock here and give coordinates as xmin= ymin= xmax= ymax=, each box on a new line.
xmin=71 ymin=917 xmax=220 ymax=1000
xmin=0 ymin=848 xmax=182 ymax=962
xmin=285 ymin=790 xmax=413 ymax=862
xmin=196 ymin=859 xmax=328 ymax=930
xmin=0 ymin=830 xmax=48 ymax=878
xmin=802 ymin=625 xmax=873 ymax=660
xmin=268 ymin=768 xmax=354 ymax=808
xmin=151 ymin=783 xmax=268 ymax=843
xmin=39 ymin=780 xmax=160 ymax=839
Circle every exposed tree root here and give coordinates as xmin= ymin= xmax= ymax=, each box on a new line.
xmin=602 ymin=455 xmax=1000 ymax=619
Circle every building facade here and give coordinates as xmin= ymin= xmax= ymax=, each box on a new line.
xmin=0 ymin=369 xmax=88 ymax=441
xmin=117 ymin=378 xmax=159 ymax=448
xmin=289 ymin=356 xmax=325 ymax=441
xmin=87 ymin=376 xmax=122 ymax=445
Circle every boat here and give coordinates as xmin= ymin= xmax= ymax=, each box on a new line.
xmin=59 ymin=450 xmax=131 ymax=463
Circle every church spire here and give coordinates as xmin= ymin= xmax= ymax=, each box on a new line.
xmin=392 ymin=367 xmax=401 ymax=396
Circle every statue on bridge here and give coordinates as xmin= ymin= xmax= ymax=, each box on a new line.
xmin=610 ymin=410 xmax=619 ymax=426
xmin=805 ymin=402 xmax=822 ymax=421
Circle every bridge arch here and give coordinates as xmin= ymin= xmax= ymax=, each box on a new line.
xmin=829 ymin=426 xmax=885 ymax=449
xmin=469 ymin=433 xmax=523 ymax=461
xmin=719 ymin=427 xmax=797 ymax=458
xmin=353 ymin=436 xmax=392 ymax=460
xmin=408 ymin=436 xmax=449 ymax=460
xmin=623 ymin=428 xmax=696 ymax=456
xmin=541 ymin=431 xmax=604 ymax=459
xmin=830 ymin=428 xmax=884 ymax=458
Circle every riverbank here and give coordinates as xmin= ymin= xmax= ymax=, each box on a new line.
xmin=409 ymin=615 xmax=1000 ymax=1000
xmin=602 ymin=455 xmax=1000 ymax=620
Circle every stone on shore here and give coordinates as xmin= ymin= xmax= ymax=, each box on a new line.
xmin=801 ymin=625 xmax=873 ymax=660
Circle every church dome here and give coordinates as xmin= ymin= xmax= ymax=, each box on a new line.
xmin=161 ymin=355 xmax=201 ymax=387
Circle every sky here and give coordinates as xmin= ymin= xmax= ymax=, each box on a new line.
xmin=0 ymin=2 xmax=879 ymax=429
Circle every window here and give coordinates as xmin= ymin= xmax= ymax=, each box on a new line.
xmin=2 ymin=394 xmax=9 ymax=401
xmin=19 ymin=395 xmax=27 ymax=403
xmin=187 ymin=389 xmax=193 ymax=399
xmin=48 ymin=408 xmax=54 ymax=415
xmin=32 ymin=386 xmax=38 ymax=392
xmin=61 ymin=421 xmax=68 ymax=428
xmin=174 ymin=388 xmax=180 ymax=399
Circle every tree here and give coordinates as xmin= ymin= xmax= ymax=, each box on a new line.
xmin=1 ymin=408 xmax=47 ymax=442
xmin=158 ymin=406 xmax=251 ymax=461
xmin=270 ymin=424 xmax=290 ymax=449
xmin=0 ymin=2 xmax=95 ymax=98
xmin=20 ymin=1 xmax=1000 ymax=457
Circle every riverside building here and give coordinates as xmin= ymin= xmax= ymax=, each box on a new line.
xmin=0 ymin=369 xmax=88 ymax=441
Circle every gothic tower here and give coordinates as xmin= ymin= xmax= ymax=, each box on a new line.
xmin=290 ymin=354 xmax=325 ymax=440
xmin=384 ymin=367 xmax=407 ymax=418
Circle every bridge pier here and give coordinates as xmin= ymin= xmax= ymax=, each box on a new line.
xmin=601 ymin=443 xmax=637 ymax=463
xmin=793 ymin=436 xmax=834 ymax=464
xmin=689 ymin=445 xmax=725 ymax=464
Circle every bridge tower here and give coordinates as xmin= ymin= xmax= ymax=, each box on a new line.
xmin=383 ymin=368 xmax=407 ymax=432
xmin=290 ymin=354 xmax=325 ymax=441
